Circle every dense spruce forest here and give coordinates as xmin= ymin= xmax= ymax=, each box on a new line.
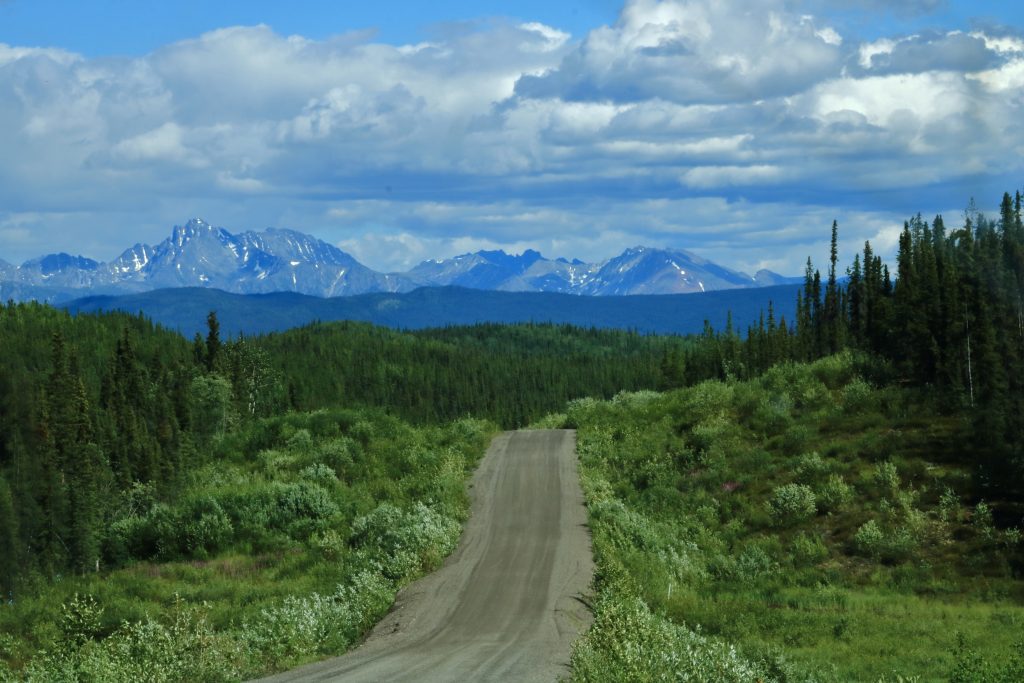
xmin=259 ymin=322 xmax=674 ymax=426
xmin=677 ymin=195 xmax=1024 ymax=506
xmin=0 ymin=188 xmax=1022 ymax=680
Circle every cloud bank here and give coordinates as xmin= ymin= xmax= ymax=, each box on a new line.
xmin=0 ymin=0 xmax=1021 ymax=275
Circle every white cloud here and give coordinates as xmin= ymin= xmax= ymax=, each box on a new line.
xmin=807 ymin=72 xmax=969 ymax=128
xmin=112 ymin=123 xmax=203 ymax=166
xmin=971 ymin=32 xmax=1024 ymax=55
xmin=517 ymin=22 xmax=571 ymax=52
xmin=970 ymin=58 xmax=1024 ymax=93
xmin=515 ymin=0 xmax=845 ymax=104
xmin=816 ymin=27 xmax=843 ymax=46
xmin=858 ymin=37 xmax=900 ymax=68
xmin=0 ymin=1 xmax=1020 ymax=278
xmin=681 ymin=164 xmax=788 ymax=188
xmin=0 ymin=43 xmax=79 ymax=68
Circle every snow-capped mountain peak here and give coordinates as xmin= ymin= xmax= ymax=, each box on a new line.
xmin=1 ymin=223 xmax=798 ymax=299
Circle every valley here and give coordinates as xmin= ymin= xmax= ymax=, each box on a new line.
xmin=3 ymin=1 xmax=1022 ymax=680
xmin=1 ymin=192 xmax=1023 ymax=682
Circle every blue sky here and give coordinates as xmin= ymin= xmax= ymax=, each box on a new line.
xmin=1 ymin=0 xmax=1022 ymax=274
xmin=0 ymin=1 xmax=623 ymax=56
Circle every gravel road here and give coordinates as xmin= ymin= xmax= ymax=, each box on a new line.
xmin=258 ymin=429 xmax=594 ymax=682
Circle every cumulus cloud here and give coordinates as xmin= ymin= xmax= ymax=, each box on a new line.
xmin=515 ymin=0 xmax=845 ymax=104
xmin=855 ymin=31 xmax=1001 ymax=75
xmin=0 ymin=0 xmax=1020 ymax=277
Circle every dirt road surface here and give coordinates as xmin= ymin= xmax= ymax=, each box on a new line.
xmin=258 ymin=429 xmax=594 ymax=682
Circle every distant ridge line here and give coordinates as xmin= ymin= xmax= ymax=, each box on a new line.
xmin=62 ymin=284 xmax=802 ymax=338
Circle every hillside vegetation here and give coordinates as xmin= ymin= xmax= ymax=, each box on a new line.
xmin=561 ymin=191 xmax=1024 ymax=682
xmin=557 ymin=354 xmax=1023 ymax=681
xmin=0 ymin=392 xmax=493 ymax=680
xmin=0 ymin=303 xmax=674 ymax=680
xmin=258 ymin=321 xmax=676 ymax=426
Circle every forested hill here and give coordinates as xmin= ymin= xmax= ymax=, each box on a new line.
xmin=63 ymin=283 xmax=800 ymax=338
xmin=683 ymin=195 xmax=1024 ymax=505
xmin=257 ymin=322 xmax=676 ymax=426
xmin=0 ymin=303 xmax=687 ymax=593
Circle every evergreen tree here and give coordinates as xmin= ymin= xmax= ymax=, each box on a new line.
xmin=206 ymin=311 xmax=221 ymax=372
xmin=823 ymin=220 xmax=844 ymax=354
xmin=0 ymin=474 xmax=18 ymax=598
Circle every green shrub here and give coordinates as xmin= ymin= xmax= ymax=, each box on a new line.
xmin=60 ymin=594 xmax=104 ymax=647
xmin=873 ymin=460 xmax=901 ymax=498
xmin=973 ymin=501 xmax=996 ymax=542
xmin=734 ymin=544 xmax=778 ymax=580
xmin=886 ymin=525 xmax=920 ymax=561
xmin=854 ymin=519 xmax=885 ymax=558
xmin=350 ymin=502 xmax=461 ymax=580
xmin=285 ymin=428 xmax=314 ymax=452
xmin=791 ymin=532 xmax=829 ymax=567
xmin=778 ymin=424 xmax=813 ymax=455
xmin=220 ymin=481 xmax=340 ymax=541
xmin=810 ymin=351 xmax=858 ymax=390
xmin=180 ymin=496 xmax=233 ymax=559
xmin=842 ymin=377 xmax=876 ymax=414
xmin=949 ymin=634 xmax=1024 ymax=683
xmin=817 ymin=474 xmax=854 ymax=513
xmin=749 ymin=394 xmax=793 ymax=436
xmin=25 ymin=598 xmax=244 ymax=683
xmin=939 ymin=487 xmax=961 ymax=524
xmin=795 ymin=452 xmax=829 ymax=482
xmin=317 ymin=438 xmax=355 ymax=476
xmin=241 ymin=571 xmax=393 ymax=667
xmin=680 ymin=381 xmax=735 ymax=424
xmin=300 ymin=463 xmax=338 ymax=485
xmin=767 ymin=484 xmax=817 ymax=525
xmin=570 ymin=589 xmax=772 ymax=682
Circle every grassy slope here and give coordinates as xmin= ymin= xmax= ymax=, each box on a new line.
xmin=0 ymin=409 xmax=495 ymax=681
xmin=556 ymin=353 xmax=1023 ymax=682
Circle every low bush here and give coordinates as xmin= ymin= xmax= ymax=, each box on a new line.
xmin=571 ymin=588 xmax=772 ymax=682
xmin=816 ymin=474 xmax=853 ymax=513
xmin=767 ymin=484 xmax=817 ymax=525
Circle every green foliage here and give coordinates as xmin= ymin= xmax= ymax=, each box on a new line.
xmin=570 ymin=357 xmax=1024 ymax=681
xmin=794 ymin=451 xmax=828 ymax=482
xmin=950 ymin=635 xmax=1024 ymax=683
xmin=1 ymin=403 xmax=495 ymax=680
xmin=873 ymin=460 xmax=901 ymax=498
xmin=257 ymin=321 xmax=680 ymax=428
xmin=767 ymin=484 xmax=817 ymax=525
xmin=816 ymin=474 xmax=853 ymax=512
xmin=791 ymin=532 xmax=828 ymax=567
xmin=972 ymin=501 xmax=995 ymax=542
xmin=854 ymin=520 xmax=885 ymax=559
xmin=60 ymin=594 xmax=104 ymax=648
xmin=189 ymin=374 xmax=234 ymax=444
xmin=350 ymin=502 xmax=461 ymax=580
xmin=571 ymin=584 xmax=772 ymax=683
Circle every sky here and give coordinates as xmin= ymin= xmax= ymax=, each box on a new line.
xmin=0 ymin=0 xmax=1022 ymax=275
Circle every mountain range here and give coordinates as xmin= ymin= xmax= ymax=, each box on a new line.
xmin=0 ymin=218 xmax=799 ymax=302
